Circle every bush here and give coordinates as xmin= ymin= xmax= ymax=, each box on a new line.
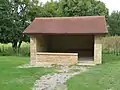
xmin=102 ymin=36 xmax=120 ymax=55
xmin=0 ymin=42 xmax=30 ymax=56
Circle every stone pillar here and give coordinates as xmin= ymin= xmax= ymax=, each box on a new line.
xmin=30 ymin=36 xmax=37 ymax=65
xmin=94 ymin=35 xmax=102 ymax=64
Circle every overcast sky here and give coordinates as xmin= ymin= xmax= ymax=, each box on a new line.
xmin=40 ymin=0 xmax=120 ymax=13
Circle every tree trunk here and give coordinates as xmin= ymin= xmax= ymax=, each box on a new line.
xmin=12 ymin=41 xmax=18 ymax=53
xmin=18 ymin=40 xmax=22 ymax=54
xmin=18 ymin=40 xmax=22 ymax=48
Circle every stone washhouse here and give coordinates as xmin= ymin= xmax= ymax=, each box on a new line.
xmin=24 ymin=16 xmax=108 ymax=66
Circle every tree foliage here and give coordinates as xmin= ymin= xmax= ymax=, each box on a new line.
xmin=41 ymin=0 xmax=62 ymax=17
xmin=0 ymin=0 xmax=41 ymax=50
xmin=60 ymin=0 xmax=108 ymax=17
xmin=108 ymin=11 xmax=120 ymax=35
xmin=0 ymin=0 xmax=12 ymax=43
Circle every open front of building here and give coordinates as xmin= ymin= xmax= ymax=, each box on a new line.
xmin=24 ymin=16 xmax=107 ymax=66
xmin=30 ymin=34 xmax=102 ymax=65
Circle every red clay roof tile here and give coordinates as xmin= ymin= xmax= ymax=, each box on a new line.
xmin=24 ymin=16 xmax=108 ymax=34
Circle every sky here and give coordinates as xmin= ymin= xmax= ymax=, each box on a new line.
xmin=40 ymin=0 xmax=120 ymax=14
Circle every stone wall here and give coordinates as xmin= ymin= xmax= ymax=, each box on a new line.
xmin=36 ymin=35 xmax=46 ymax=52
xmin=94 ymin=35 xmax=102 ymax=64
xmin=36 ymin=52 xmax=78 ymax=65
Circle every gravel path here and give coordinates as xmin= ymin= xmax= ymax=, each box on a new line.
xmin=33 ymin=72 xmax=80 ymax=90
xmin=32 ymin=66 xmax=87 ymax=90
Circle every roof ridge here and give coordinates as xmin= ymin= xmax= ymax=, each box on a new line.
xmin=35 ymin=16 xmax=105 ymax=20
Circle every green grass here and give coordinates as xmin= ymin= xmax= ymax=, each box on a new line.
xmin=67 ymin=54 xmax=120 ymax=90
xmin=0 ymin=56 xmax=55 ymax=90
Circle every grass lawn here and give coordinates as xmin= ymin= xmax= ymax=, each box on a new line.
xmin=67 ymin=54 xmax=120 ymax=90
xmin=0 ymin=56 xmax=55 ymax=90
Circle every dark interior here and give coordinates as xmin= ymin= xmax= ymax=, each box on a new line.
xmin=36 ymin=35 xmax=94 ymax=58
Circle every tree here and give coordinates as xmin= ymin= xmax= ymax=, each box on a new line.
xmin=60 ymin=0 xmax=108 ymax=17
xmin=0 ymin=0 xmax=41 ymax=52
xmin=0 ymin=0 xmax=13 ymax=43
xmin=108 ymin=11 xmax=120 ymax=35
xmin=9 ymin=0 xmax=39 ymax=50
xmin=41 ymin=0 xmax=62 ymax=17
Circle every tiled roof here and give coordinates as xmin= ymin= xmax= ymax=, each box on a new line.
xmin=24 ymin=16 xmax=108 ymax=34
